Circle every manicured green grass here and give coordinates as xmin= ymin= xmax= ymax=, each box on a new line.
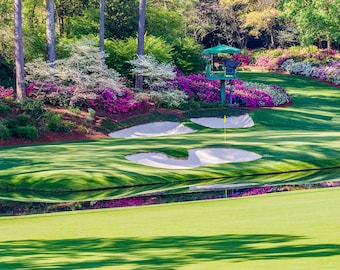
xmin=0 ymin=187 xmax=339 ymax=269
xmin=0 ymin=72 xmax=339 ymax=200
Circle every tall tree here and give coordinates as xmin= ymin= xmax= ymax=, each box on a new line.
xmin=281 ymin=0 xmax=340 ymax=49
xmin=46 ymin=0 xmax=56 ymax=66
xmin=135 ymin=0 xmax=146 ymax=90
xmin=99 ymin=0 xmax=104 ymax=52
xmin=222 ymin=0 xmax=281 ymax=48
xmin=14 ymin=0 xmax=26 ymax=101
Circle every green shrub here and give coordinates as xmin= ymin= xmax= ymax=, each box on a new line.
xmin=0 ymin=102 xmax=10 ymax=114
xmin=0 ymin=122 xmax=10 ymax=140
xmin=20 ymin=99 xmax=46 ymax=119
xmin=64 ymin=9 xmax=100 ymax=38
xmin=45 ymin=112 xmax=62 ymax=132
xmin=45 ymin=111 xmax=74 ymax=132
xmin=12 ymin=126 xmax=38 ymax=141
xmin=5 ymin=119 xmax=19 ymax=129
xmin=172 ymin=37 xmax=205 ymax=74
xmin=78 ymin=125 xmax=89 ymax=134
xmin=60 ymin=120 xmax=74 ymax=132
xmin=105 ymin=35 xmax=173 ymax=78
xmin=287 ymin=45 xmax=319 ymax=60
xmin=0 ymin=55 xmax=15 ymax=88
xmin=68 ymin=106 xmax=81 ymax=115
xmin=16 ymin=114 xmax=30 ymax=126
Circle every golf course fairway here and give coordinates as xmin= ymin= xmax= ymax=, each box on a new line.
xmin=1 ymin=187 xmax=339 ymax=269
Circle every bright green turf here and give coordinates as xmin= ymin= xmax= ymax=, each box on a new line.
xmin=0 ymin=72 xmax=339 ymax=199
xmin=0 ymin=187 xmax=339 ymax=269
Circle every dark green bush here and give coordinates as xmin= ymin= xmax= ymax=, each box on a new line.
xmin=0 ymin=55 xmax=15 ymax=88
xmin=20 ymin=99 xmax=46 ymax=119
xmin=16 ymin=114 xmax=30 ymax=126
xmin=172 ymin=37 xmax=205 ymax=74
xmin=0 ymin=123 xmax=10 ymax=140
xmin=105 ymin=35 xmax=173 ymax=78
xmin=0 ymin=102 xmax=10 ymax=114
xmin=12 ymin=126 xmax=38 ymax=141
xmin=46 ymin=112 xmax=62 ymax=132
xmin=60 ymin=120 xmax=74 ymax=132
xmin=45 ymin=112 xmax=74 ymax=132
xmin=4 ymin=119 xmax=19 ymax=129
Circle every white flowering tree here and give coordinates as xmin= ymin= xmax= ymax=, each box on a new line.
xmin=25 ymin=38 xmax=121 ymax=106
xmin=129 ymin=54 xmax=176 ymax=91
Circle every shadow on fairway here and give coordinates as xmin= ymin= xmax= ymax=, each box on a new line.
xmin=1 ymin=234 xmax=339 ymax=269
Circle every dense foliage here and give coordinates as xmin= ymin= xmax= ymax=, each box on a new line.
xmin=1 ymin=0 xmax=339 ymax=83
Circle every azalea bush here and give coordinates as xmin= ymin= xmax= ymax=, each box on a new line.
xmin=312 ymin=60 xmax=340 ymax=85
xmin=231 ymin=53 xmax=251 ymax=66
xmin=0 ymin=86 xmax=14 ymax=99
xmin=235 ymin=80 xmax=290 ymax=106
xmin=280 ymin=58 xmax=340 ymax=85
xmin=25 ymin=38 xmax=121 ymax=106
xmin=86 ymin=87 xmax=142 ymax=114
xmin=25 ymin=38 xmax=143 ymax=114
xmin=27 ymin=82 xmax=142 ymax=114
xmin=148 ymin=89 xmax=188 ymax=109
xmin=284 ymin=61 xmax=316 ymax=77
xmin=167 ymin=72 xmax=290 ymax=107
xmin=247 ymin=46 xmax=339 ymax=72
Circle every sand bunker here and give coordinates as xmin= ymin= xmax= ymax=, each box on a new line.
xmin=126 ymin=148 xmax=262 ymax=169
xmin=190 ymin=113 xmax=254 ymax=128
xmin=109 ymin=114 xmax=254 ymax=138
xmin=108 ymin=121 xmax=195 ymax=138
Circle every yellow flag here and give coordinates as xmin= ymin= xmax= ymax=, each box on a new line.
xmin=224 ymin=115 xmax=227 ymax=123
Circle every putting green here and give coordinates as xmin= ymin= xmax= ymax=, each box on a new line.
xmin=1 ymin=188 xmax=339 ymax=269
xmin=0 ymin=72 xmax=339 ymax=199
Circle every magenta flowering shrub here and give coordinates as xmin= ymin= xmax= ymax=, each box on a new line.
xmin=0 ymin=86 xmax=14 ymax=99
xmin=276 ymin=56 xmax=290 ymax=68
xmin=167 ymin=72 xmax=220 ymax=102
xmin=231 ymin=54 xmax=251 ymax=66
xmin=231 ymin=186 xmax=274 ymax=198
xmin=87 ymin=87 xmax=142 ymax=113
xmin=232 ymin=86 xmax=274 ymax=107
xmin=27 ymin=82 xmax=142 ymax=114
xmin=168 ymin=73 xmax=289 ymax=107
xmin=26 ymin=82 xmax=75 ymax=108
xmin=312 ymin=60 xmax=340 ymax=85
xmin=281 ymin=59 xmax=340 ymax=85
xmin=254 ymin=55 xmax=277 ymax=68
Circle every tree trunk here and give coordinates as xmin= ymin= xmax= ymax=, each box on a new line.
xmin=135 ymin=0 xmax=146 ymax=91
xmin=46 ymin=0 xmax=56 ymax=67
xmin=327 ymin=35 xmax=331 ymax=54
xmin=14 ymin=0 xmax=26 ymax=102
xmin=99 ymin=0 xmax=105 ymax=53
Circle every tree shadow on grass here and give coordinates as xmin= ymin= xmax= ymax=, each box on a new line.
xmin=1 ymin=234 xmax=339 ymax=269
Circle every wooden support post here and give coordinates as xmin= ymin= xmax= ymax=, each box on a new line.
xmin=220 ymin=80 xmax=226 ymax=104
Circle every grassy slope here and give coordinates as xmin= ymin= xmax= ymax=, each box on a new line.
xmin=0 ymin=72 xmax=339 ymax=197
xmin=0 ymin=187 xmax=339 ymax=269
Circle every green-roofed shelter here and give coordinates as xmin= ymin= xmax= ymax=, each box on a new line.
xmin=202 ymin=44 xmax=241 ymax=55
xmin=203 ymin=44 xmax=241 ymax=104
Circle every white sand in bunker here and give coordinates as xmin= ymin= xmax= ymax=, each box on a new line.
xmin=190 ymin=113 xmax=254 ymax=128
xmin=108 ymin=121 xmax=195 ymax=138
xmin=126 ymin=148 xmax=262 ymax=169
